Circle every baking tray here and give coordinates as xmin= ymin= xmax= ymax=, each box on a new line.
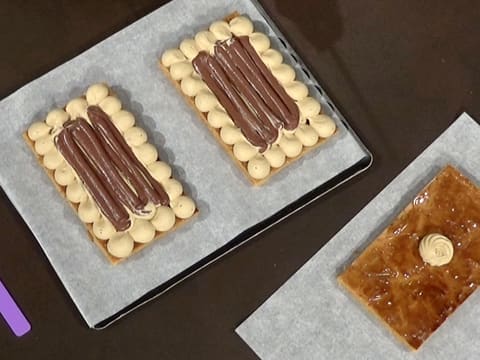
xmin=236 ymin=113 xmax=480 ymax=359
xmin=0 ymin=0 xmax=371 ymax=328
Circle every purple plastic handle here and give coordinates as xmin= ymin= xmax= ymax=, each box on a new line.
xmin=0 ymin=280 xmax=31 ymax=337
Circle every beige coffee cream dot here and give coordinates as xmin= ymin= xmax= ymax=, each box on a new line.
xmin=248 ymin=156 xmax=271 ymax=180
xmin=310 ymin=114 xmax=336 ymax=138
xmin=34 ymin=135 xmax=55 ymax=155
xmin=78 ymin=197 xmax=101 ymax=224
xmin=220 ymin=125 xmax=244 ymax=145
xmin=207 ymin=108 xmax=233 ymax=128
xmin=43 ymin=149 xmax=63 ymax=170
xmin=210 ymin=21 xmax=232 ymax=41
xmin=284 ymin=81 xmax=309 ymax=101
xmin=171 ymin=196 xmax=196 ymax=219
xmin=162 ymin=178 xmax=183 ymax=201
xmin=93 ymin=217 xmax=116 ymax=240
xmin=124 ymin=127 xmax=148 ymax=147
xmin=99 ymin=96 xmax=122 ymax=116
xmin=249 ymin=32 xmax=270 ymax=53
xmin=54 ymin=162 xmax=75 ymax=186
xmin=66 ymin=98 xmax=88 ymax=119
xmin=295 ymin=124 xmax=319 ymax=147
xmin=233 ymin=141 xmax=258 ymax=162
xmin=170 ymin=61 xmax=194 ymax=81
xmin=195 ymin=89 xmax=219 ymax=113
xmin=151 ymin=206 xmax=176 ymax=232
xmin=28 ymin=122 xmax=51 ymax=141
xmin=179 ymin=39 xmax=199 ymax=60
xmin=147 ymin=161 xmax=172 ymax=183
xmin=111 ymin=110 xmax=135 ymax=132
xmin=133 ymin=143 xmax=158 ymax=165
xmin=271 ymin=64 xmax=296 ymax=85
xmin=162 ymin=49 xmax=186 ymax=67
xmin=107 ymin=233 xmax=134 ymax=258
xmin=263 ymin=145 xmax=286 ymax=168
xmin=66 ymin=180 xmax=87 ymax=204
xmin=297 ymin=97 xmax=321 ymax=118
xmin=229 ymin=16 xmax=254 ymax=36
xmin=86 ymin=83 xmax=109 ymax=105
xmin=46 ymin=109 xmax=69 ymax=128
xmin=195 ymin=31 xmax=216 ymax=54
xmin=129 ymin=219 xmax=156 ymax=244
xmin=261 ymin=49 xmax=283 ymax=68
xmin=279 ymin=134 xmax=303 ymax=158
xmin=181 ymin=76 xmax=206 ymax=97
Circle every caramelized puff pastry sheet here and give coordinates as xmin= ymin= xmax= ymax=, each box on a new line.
xmin=338 ymin=165 xmax=480 ymax=350
xmin=25 ymin=83 xmax=197 ymax=264
xmin=160 ymin=12 xmax=337 ymax=185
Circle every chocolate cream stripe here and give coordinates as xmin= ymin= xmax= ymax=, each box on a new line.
xmin=56 ymin=124 xmax=131 ymax=231
xmin=192 ymin=36 xmax=300 ymax=153
xmin=87 ymin=106 xmax=169 ymax=207
xmin=68 ymin=119 xmax=146 ymax=214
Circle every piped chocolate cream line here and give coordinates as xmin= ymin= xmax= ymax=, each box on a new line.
xmin=87 ymin=106 xmax=169 ymax=207
xmin=55 ymin=107 xmax=169 ymax=232
xmin=192 ymin=36 xmax=299 ymax=152
xmin=56 ymin=123 xmax=132 ymax=231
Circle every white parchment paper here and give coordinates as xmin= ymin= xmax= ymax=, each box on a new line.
xmin=0 ymin=0 xmax=367 ymax=327
xmin=236 ymin=113 xmax=480 ymax=360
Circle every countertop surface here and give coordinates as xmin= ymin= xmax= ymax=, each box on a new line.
xmin=1 ymin=0 xmax=479 ymax=359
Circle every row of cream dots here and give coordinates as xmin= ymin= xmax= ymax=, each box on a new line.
xmin=162 ymin=16 xmax=336 ymax=179
xmin=27 ymin=84 xmax=196 ymax=258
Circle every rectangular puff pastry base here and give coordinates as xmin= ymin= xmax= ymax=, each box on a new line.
xmin=159 ymin=12 xmax=336 ymax=186
xmin=23 ymin=132 xmax=197 ymax=265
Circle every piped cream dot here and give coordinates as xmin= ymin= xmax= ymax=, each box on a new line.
xmin=99 ymin=96 xmax=122 ymax=116
xmin=295 ymin=124 xmax=319 ymax=147
xmin=46 ymin=109 xmax=69 ymax=127
xmin=86 ymin=83 xmax=109 ymax=105
xmin=210 ymin=21 xmax=232 ymax=41
xmin=179 ymin=39 xmax=200 ymax=60
xmin=310 ymin=114 xmax=336 ymax=138
xmin=107 ymin=233 xmax=134 ymax=258
xmin=66 ymin=181 xmax=87 ymax=203
xmin=43 ymin=149 xmax=64 ymax=170
xmin=54 ymin=162 xmax=75 ymax=186
xmin=233 ymin=141 xmax=258 ymax=162
xmin=129 ymin=219 xmax=156 ymax=244
xmin=93 ymin=217 xmax=117 ymax=241
xmin=229 ymin=16 xmax=254 ymax=36
xmin=161 ymin=49 xmax=186 ymax=67
xmin=147 ymin=161 xmax=172 ymax=183
xmin=284 ymin=81 xmax=309 ymax=101
xmin=261 ymin=49 xmax=283 ymax=68
xmin=27 ymin=122 xmax=51 ymax=141
xmin=162 ymin=178 xmax=183 ymax=201
xmin=249 ymin=32 xmax=270 ymax=53
xmin=124 ymin=127 xmax=147 ymax=147
xmin=247 ymin=156 xmax=271 ymax=180
xmin=220 ymin=125 xmax=243 ymax=145
xmin=34 ymin=135 xmax=54 ymax=155
xmin=171 ymin=61 xmax=194 ymax=81
xmin=195 ymin=90 xmax=219 ymax=113
xmin=181 ymin=76 xmax=206 ymax=97
xmin=195 ymin=31 xmax=216 ymax=54
xmin=66 ymin=98 xmax=88 ymax=119
xmin=263 ymin=145 xmax=286 ymax=168
xmin=279 ymin=134 xmax=303 ymax=158
xmin=151 ymin=206 xmax=176 ymax=232
xmin=134 ymin=202 xmax=156 ymax=221
xmin=78 ymin=197 xmax=100 ymax=224
xmin=271 ymin=64 xmax=296 ymax=85
xmin=111 ymin=110 xmax=135 ymax=132
xmin=133 ymin=143 xmax=158 ymax=165
xmin=207 ymin=108 xmax=233 ymax=128
xmin=297 ymin=97 xmax=321 ymax=118
xmin=171 ymin=196 xmax=196 ymax=219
